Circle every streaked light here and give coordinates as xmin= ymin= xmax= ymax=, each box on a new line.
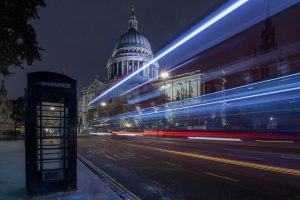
xmin=89 ymin=132 xmax=111 ymax=136
xmin=188 ymin=137 xmax=242 ymax=141
xmin=88 ymin=0 xmax=249 ymax=105
xmin=116 ymin=133 xmax=143 ymax=137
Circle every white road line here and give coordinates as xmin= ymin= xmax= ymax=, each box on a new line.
xmin=113 ymin=154 xmax=129 ymax=159
xmin=164 ymin=161 xmax=182 ymax=168
xmin=151 ymin=179 xmax=176 ymax=193
xmin=281 ymin=155 xmax=300 ymax=160
xmin=93 ymin=149 xmax=104 ymax=154
xmin=204 ymin=172 xmax=239 ymax=182
xmin=139 ymin=155 xmax=151 ymax=159
xmin=151 ymin=179 xmax=162 ymax=187
xmin=105 ymin=155 xmax=117 ymax=161
xmin=88 ymin=150 xmax=95 ymax=154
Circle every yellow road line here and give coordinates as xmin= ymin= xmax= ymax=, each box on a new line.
xmin=113 ymin=141 xmax=300 ymax=176
xmin=256 ymin=140 xmax=294 ymax=143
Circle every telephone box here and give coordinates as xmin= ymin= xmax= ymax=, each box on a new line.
xmin=25 ymin=72 xmax=77 ymax=196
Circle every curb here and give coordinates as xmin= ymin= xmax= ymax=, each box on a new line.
xmin=77 ymin=154 xmax=141 ymax=200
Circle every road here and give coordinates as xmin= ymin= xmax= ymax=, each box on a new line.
xmin=78 ymin=134 xmax=300 ymax=200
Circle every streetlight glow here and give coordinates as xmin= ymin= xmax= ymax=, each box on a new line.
xmin=160 ymin=72 xmax=169 ymax=79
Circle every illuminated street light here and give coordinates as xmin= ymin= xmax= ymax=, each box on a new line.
xmin=50 ymin=107 xmax=55 ymax=110
xmin=160 ymin=72 xmax=169 ymax=79
xmin=101 ymin=102 xmax=107 ymax=107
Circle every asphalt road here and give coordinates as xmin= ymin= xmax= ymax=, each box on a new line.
xmin=78 ymin=135 xmax=300 ymax=200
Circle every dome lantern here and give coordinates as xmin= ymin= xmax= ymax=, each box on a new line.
xmin=128 ymin=6 xmax=138 ymax=31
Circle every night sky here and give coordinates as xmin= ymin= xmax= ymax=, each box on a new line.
xmin=6 ymin=0 xmax=226 ymax=99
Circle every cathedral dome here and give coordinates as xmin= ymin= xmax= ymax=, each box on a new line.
xmin=107 ymin=6 xmax=159 ymax=81
xmin=116 ymin=29 xmax=152 ymax=52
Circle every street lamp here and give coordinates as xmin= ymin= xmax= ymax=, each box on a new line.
xmin=100 ymin=102 xmax=107 ymax=107
xmin=160 ymin=72 xmax=169 ymax=131
xmin=160 ymin=72 xmax=169 ymax=79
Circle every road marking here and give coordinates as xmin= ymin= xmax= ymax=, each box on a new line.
xmin=164 ymin=161 xmax=182 ymax=168
xmin=78 ymin=154 xmax=142 ymax=200
xmin=89 ymin=150 xmax=95 ymax=154
xmin=93 ymin=149 xmax=104 ymax=154
xmin=281 ymin=155 xmax=300 ymax=160
xmin=256 ymin=140 xmax=294 ymax=143
xmin=204 ymin=172 xmax=239 ymax=182
xmin=139 ymin=155 xmax=151 ymax=159
xmin=151 ymin=179 xmax=163 ymax=187
xmin=105 ymin=155 xmax=117 ymax=161
xmin=151 ymin=179 xmax=176 ymax=193
xmin=113 ymin=154 xmax=130 ymax=159
xmin=199 ymin=150 xmax=264 ymax=160
xmin=111 ymin=141 xmax=300 ymax=176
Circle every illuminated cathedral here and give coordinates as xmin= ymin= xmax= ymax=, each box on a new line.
xmin=107 ymin=7 xmax=159 ymax=81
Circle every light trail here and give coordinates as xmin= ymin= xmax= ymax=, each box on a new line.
xmin=188 ymin=137 xmax=242 ymax=141
xmin=111 ymin=131 xmax=300 ymax=140
xmin=113 ymin=85 xmax=300 ymax=120
xmin=94 ymin=72 xmax=300 ymax=123
xmin=88 ymin=0 xmax=249 ymax=105
xmin=111 ymin=0 xmax=300 ymax=101
xmin=127 ymin=43 xmax=300 ymax=105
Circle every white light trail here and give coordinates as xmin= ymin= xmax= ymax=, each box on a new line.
xmin=123 ymin=86 xmax=300 ymax=119
xmin=188 ymin=137 xmax=242 ymax=141
xmin=88 ymin=0 xmax=249 ymax=105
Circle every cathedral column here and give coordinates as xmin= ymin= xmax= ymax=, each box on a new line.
xmin=121 ymin=61 xmax=123 ymax=75
xmin=123 ymin=61 xmax=126 ymax=75
xmin=117 ymin=62 xmax=120 ymax=76
xmin=132 ymin=60 xmax=134 ymax=70
xmin=137 ymin=61 xmax=141 ymax=76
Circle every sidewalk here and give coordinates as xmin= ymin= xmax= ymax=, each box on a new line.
xmin=0 ymin=141 xmax=122 ymax=200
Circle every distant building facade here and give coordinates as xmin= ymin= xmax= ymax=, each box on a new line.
xmin=0 ymin=80 xmax=14 ymax=138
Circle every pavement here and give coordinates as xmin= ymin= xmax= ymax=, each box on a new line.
xmin=78 ymin=134 xmax=300 ymax=200
xmin=0 ymin=140 xmax=123 ymax=200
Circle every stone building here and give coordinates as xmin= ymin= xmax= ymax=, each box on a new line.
xmin=0 ymin=80 xmax=14 ymax=138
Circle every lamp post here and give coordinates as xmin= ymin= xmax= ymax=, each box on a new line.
xmin=100 ymin=102 xmax=107 ymax=132
xmin=160 ymin=72 xmax=169 ymax=131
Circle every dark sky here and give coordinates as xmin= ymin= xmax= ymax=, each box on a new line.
xmin=6 ymin=0 xmax=226 ymax=99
